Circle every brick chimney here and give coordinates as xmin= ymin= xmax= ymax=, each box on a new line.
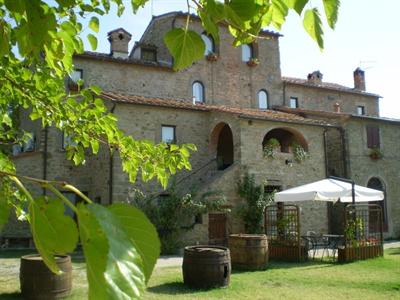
xmin=108 ymin=28 xmax=132 ymax=59
xmin=353 ymin=68 xmax=366 ymax=91
xmin=307 ymin=70 xmax=323 ymax=84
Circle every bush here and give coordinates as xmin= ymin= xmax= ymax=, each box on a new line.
xmin=127 ymin=186 xmax=227 ymax=254
xmin=237 ymin=173 xmax=274 ymax=233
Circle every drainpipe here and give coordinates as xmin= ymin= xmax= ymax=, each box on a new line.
xmin=108 ymin=103 xmax=117 ymax=205
xmin=339 ymin=127 xmax=348 ymax=178
xmin=323 ymin=128 xmax=329 ymax=177
xmin=282 ymin=81 xmax=286 ymax=106
xmin=42 ymin=126 xmax=48 ymax=196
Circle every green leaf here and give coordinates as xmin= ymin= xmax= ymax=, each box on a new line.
xmin=131 ymin=0 xmax=149 ymax=13
xmin=0 ymin=19 xmax=10 ymax=56
xmin=263 ymin=0 xmax=289 ymax=29
xmin=228 ymin=0 xmax=259 ymax=21
xmin=285 ymin=0 xmax=307 ymax=15
xmin=109 ymin=203 xmax=160 ymax=283
xmin=303 ymin=8 xmax=324 ymax=50
xmin=0 ymin=196 xmax=10 ymax=231
xmin=87 ymin=33 xmax=98 ymax=50
xmin=323 ymin=0 xmax=340 ymax=29
xmin=78 ymin=203 xmax=147 ymax=299
xmin=89 ymin=16 xmax=99 ymax=33
xmin=164 ymin=28 xmax=205 ymax=71
xmin=30 ymin=197 xmax=79 ymax=274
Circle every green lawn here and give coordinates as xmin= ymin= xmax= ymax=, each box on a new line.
xmin=0 ymin=248 xmax=399 ymax=300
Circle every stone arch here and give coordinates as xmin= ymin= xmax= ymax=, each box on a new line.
xmin=262 ymin=127 xmax=308 ymax=153
xmin=210 ymin=122 xmax=234 ymax=170
xmin=367 ymin=176 xmax=388 ymax=231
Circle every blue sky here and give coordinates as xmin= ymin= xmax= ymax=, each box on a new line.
xmin=83 ymin=0 xmax=400 ymax=118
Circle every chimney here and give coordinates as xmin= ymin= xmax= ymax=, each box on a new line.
xmin=334 ymin=102 xmax=341 ymax=113
xmin=108 ymin=28 xmax=132 ymax=59
xmin=353 ymin=68 xmax=366 ymax=91
xmin=307 ymin=70 xmax=323 ymax=84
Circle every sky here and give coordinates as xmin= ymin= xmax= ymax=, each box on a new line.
xmin=83 ymin=0 xmax=400 ymax=119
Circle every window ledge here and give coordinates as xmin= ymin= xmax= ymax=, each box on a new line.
xmin=11 ymin=151 xmax=43 ymax=159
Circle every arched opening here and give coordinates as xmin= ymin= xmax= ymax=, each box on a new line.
xmin=210 ymin=123 xmax=234 ymax=170
xmin=262 ymin=127 xmax=308 ymax=153
xmin=201 ymin=33 xmax=215 ymax=55
xmin=258 ymin=90 xmax=268 ymax=109
xmin=241 ymin=44 xmax=253 ymax=62
xmin=192 ymin=81 xmax=204 ymax=103
xmin=367 ymin=177 xmax=388 ymax=231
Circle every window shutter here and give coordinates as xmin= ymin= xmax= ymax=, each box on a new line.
xmin=366 ymin=125 xmax=380 ymax=148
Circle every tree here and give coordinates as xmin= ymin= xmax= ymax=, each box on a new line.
xmin=0 ymin=0 xmax=340 ymax=298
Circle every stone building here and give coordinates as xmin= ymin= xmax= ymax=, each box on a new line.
xmin=3 ymin=12 xmax=399 ymax=246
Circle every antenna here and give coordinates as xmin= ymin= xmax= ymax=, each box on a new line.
xmin=359 ymin=60 xmax=377 ymax=70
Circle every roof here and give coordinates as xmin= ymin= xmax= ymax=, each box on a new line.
xmin=283 ymin=76 xmax=381 ymax=98
xmin=101 ymin=91 xmax=330 ymax=126
xmin=107 ymin=28 xmax=132 ymax=37
xmin=74 ymin=51 xmax=172 ymax=69
xmin=275 ymin=106 xmax=400 ymax=125
xmin=150 ymin=11 xmax=282 ymax=38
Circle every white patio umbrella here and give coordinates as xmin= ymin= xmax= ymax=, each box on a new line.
xmin=274 ymin=177 xmax=384 ymax=203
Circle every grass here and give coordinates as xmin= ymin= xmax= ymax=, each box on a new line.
xmin=0 ymin=248 xmax=399 ymax=300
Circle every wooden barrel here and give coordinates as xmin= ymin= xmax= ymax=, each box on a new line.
xmin=182 ymin=245 xmax=231 ymax=289
xmin=20 ymin=254 xmax=72 ymax=300
xmin=229 ymin=234 xmax=268 ymax=270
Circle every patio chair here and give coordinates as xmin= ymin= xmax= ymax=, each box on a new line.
xmin=306 ymin=231 xmax=330 ymax=259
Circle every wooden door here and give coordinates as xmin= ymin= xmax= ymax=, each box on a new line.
xmin=208 ymin=213 xmax=227 ymax=246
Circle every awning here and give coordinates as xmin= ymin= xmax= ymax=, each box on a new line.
xmin=274 ymin=178 xmax=384 ymax=203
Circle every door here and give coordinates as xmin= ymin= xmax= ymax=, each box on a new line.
xmin=208 ymin=213 xmax=227 ymax=246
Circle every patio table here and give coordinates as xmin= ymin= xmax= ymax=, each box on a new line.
xmin=322 ymin=234 xmax=344 ymax=258
xmin=301 ymin=234 xmax=330 ymax=259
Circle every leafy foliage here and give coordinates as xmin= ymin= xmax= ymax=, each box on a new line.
xmin=128 ymin=187 xmax=227 ymax=254
xmin=237 ymin=173 xmax=274 ymax=233
xmin=291 ymin=142 xmax=309 ymax=162
xmin=0 ymin=0 xmax=341 ymax=298
xmin=263 ymin=138 xmax=280 ymax=158
xmin=29 ymin=197 xmax=79 ymax=274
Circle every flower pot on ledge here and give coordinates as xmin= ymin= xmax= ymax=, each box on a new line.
xmin=247 ymin=58 xmax=259 ymax=67
xmin=368 ymin=148 xmax=383 ymax=160
xmin=206 ymin=53 xmax=218 ymax=62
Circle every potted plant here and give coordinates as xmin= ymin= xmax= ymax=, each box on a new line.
xmin=263 ymin=138 xmax=280 ymax=158
xmin=206 ymin=52 xmax=218 ymax=62
xmin=291 ymin=142 xmax=309 ymax=162
xmin=247 ymin=57 xmax=259 ymax=67
xmin=369 ymin=147 xmax=383 ymax=160
xmin=230 ymin=173 xmax=274 ymax=270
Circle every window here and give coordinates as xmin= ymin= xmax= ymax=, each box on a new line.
xmin=12 ymin=132 xmax=35 ymax=155
xmin=192 ymin=81 xmax=204 ymax=103
xmin=161 ymin=125 xmax=176 ymax=144
xmin=289 ymin=97 xmax=298 ymax=108
xmin=69 ymin=69 xmax=82 ymax=83
xmin=357 ymin=106 xmax=366 ymax=115
xmin=201 ymin=34 xmax=214 ymax=56
xmin=23 ymin=132 xmax=35 ymax=152
xmin=241 ymin=44 xmax=253 ymax=62
xmin=366 ymin=125 xmax=380 ymax=149
xmin=62 ymin=132 xmax=77 ymax=149
xmin=141 ymin=48 xmax=157 ymax=62
xmin=68 ymin=69 xmax=82 ymax=91
xmin=257 ymin=90 xmax=268 ymax=109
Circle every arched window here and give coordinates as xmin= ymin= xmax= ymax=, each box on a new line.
xmin=192 ymin=81 xmax=204 ymax=103
xmin=367 ymin=177 xmax=388 ymax=231
xmin=241 ymin=44 xmax=253 ymax=62
xmin=201 ymin=34 xmax=214 ymax=56
xmin=258 ymin=90 xmax=268 ymax=109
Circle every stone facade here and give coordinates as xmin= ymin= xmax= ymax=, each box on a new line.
xmin=3 ymin=12 xmax=400 ymax=246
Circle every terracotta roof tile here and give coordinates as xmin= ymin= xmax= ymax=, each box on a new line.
xmin=101 ymin=91 xmax=329 ymax=126
xmin=282 ymin=76 xmax=381 ymax=98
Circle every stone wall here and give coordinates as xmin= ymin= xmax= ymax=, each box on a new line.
xmin=344 ymin=118 xmax=400 ymax=238
xmin=284 ymin=83 xmax=379 ymax=116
